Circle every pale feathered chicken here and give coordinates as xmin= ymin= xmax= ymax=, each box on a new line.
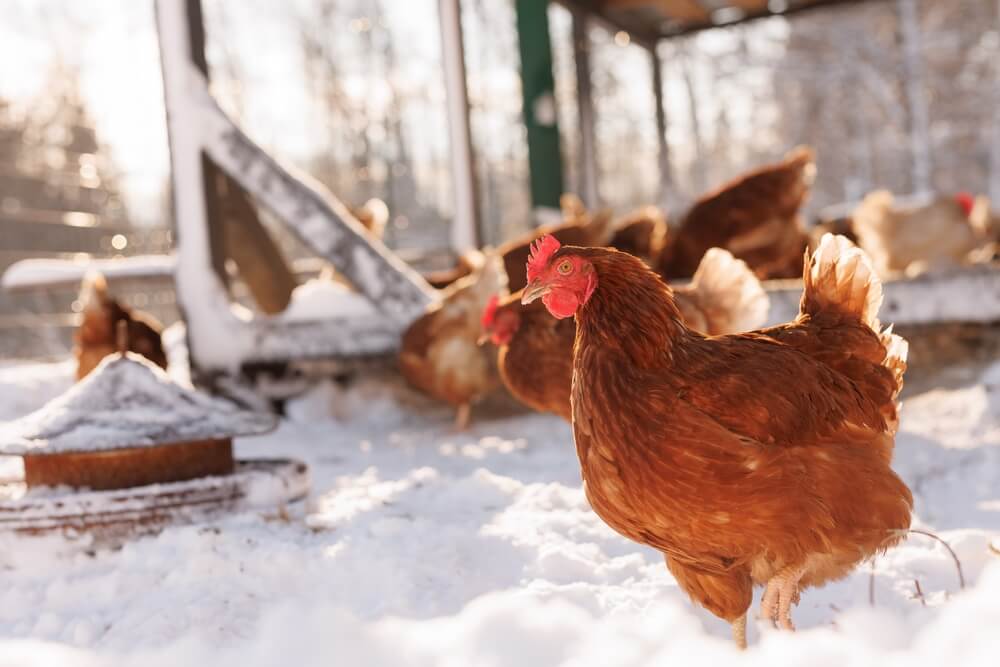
xmin=399 ymin=251 xmax=506 ymax=429
xmin=852 ymin=190 xmax=997 ymax=275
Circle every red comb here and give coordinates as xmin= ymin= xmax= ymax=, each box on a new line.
xmin=481 ymin=294 xmax=499 ymax=328
xmin=955 ymin=192 xmax=975 ymax=217
xmin=526 ymin=234 xmax=561 ymax=283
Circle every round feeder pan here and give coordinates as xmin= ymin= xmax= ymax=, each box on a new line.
xmin=23 ymin=438 xmax=235 ymax=491
xmin=0 ymin=458 xmax=309 ymax=547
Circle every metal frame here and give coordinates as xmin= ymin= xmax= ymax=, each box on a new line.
xmin=545 ymin=0 xmax=893 ymax=213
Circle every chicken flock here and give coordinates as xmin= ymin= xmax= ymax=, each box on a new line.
xmin=395 ymin=146 xmax=997 ymax=647
xmin=69 ymin=146 xmax=998 ymax=648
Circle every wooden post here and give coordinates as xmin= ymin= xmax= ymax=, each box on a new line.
xmin=438 ymin=0 xmax=481 ymax=251
xmin=649 ymin=42 xmax=672 ymax=208
xmin=571 ymin=7 xmax=599 ymax=208
xmin=515 ymin=0 xmax=564 ymax=218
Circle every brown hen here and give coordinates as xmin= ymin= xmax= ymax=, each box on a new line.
xmin=74 ymin=273 xmax=167 ymax=380
xmin=422 ymin=194 xmax=613 ymax=292
xmin=399 ymin=251 xmax=506 ymax=429
xmin=483 ymin=248 xmax=768 ymax=420
xmin=658 ymin=146 xmax=815 ymax=280
xmin=520 ymin=233 xmax=911 ymax=648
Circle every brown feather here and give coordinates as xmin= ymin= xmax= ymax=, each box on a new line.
xmin=74 ymin=274 xmax=167 ymax=380
xmin=658 ymin=146 xmax=814 ymax=280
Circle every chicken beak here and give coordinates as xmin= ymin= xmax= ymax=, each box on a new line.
xmin=521 ymin=280 xmax=549 ymax=305
xmin=476 ymin=333 xmax=490 ymax=346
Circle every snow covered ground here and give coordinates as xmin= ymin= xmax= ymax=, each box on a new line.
xmin=0 ymin=357 xmax=998 ymax=666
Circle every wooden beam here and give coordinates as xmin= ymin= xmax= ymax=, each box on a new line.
xmin=764 ymin=264 xmax=1000 ymax=327
xmin=555 ymin=0 xmax=660 ymax=49
xmin=603 ymin=0 xmax=709 ymax=22
xmin=565 ymin=0 xmax=889 ymax=41
xmin=727 ymin=0 xmax=769 ymax=11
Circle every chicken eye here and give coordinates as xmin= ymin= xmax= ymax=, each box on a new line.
xmin=557 ymin=260 xmax=573 ymax=275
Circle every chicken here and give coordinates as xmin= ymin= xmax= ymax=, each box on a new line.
xmin=658 ymin=146 xmax=815 ymax=281
xmin=74 ymin=273 xmax=167 ymax=380
xmin=605 ymin=205 xmax=668 ymax=265
xmin=519 ymin=233 xmax=911 ymax=648
xmin=350 ymin=197 xmax=390 ymax=240
xmin=482 ymin=248 xmax=768 ymax=420
xmin=851 ymin=190 xmax=997 ymax=276
xmin=421 ymin=193 xmax=613 ymax=292
xmin=399 ymin=250 xmax=506 ymax=429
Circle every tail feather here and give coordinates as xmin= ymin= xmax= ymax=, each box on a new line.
xmin=785 ymin=145 xmax=817 ymax=186
xmin=688 ymin=248 xmax=769 ymax=334
xmin=802 ymin=233 xmax=908 ymax=397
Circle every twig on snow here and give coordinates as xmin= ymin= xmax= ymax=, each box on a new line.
xmin=907 ymin=529 xmax=966 ymax=590
xmin=869 ymin=561 xmax=876 ymax=607
xmin=912 ymin=579 xmax=927 ymax=607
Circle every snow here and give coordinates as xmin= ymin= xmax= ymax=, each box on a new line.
xmin=0 ymin=354 xmax=274 ymax=454
xmin=0 ymin=354 xmax=998 ymax=665
xmin=280 ymin=278 xmax=378 ymax=323
xmin=0 ymin=255 xmax=175 ymax=291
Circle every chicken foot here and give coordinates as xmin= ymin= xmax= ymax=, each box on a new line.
xmin=759 ymin=564 xmax=806 ymax=630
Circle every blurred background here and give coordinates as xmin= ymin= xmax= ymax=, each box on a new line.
xmin=1 ymin=0 xmax=999 ymax=360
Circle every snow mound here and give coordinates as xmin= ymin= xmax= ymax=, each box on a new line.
xmin=281 ymin=278 xmax=378 ymax=323
xmin=0 ymin=354 xmax=275 ymax=454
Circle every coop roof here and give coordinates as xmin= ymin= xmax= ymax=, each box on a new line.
xmin=564 ymin=0 xmax=871 ymax=45
xmin=0 ymin=353 xmax=276 ymax=455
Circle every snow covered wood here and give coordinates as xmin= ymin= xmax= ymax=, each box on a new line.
xmin=764 ymin=263 xmax=1000 ymax=327
xmin=1 ymin=255 xmax=175 ymax=291
xmin=0 ymin=354 xmax=274 ymax=455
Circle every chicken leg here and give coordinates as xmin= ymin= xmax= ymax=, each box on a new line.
xmin=759 ymin=564 xmax=806 ymax=630
xmin=732 ymin=614 xmax=748 ymax=650
xmin=454 ymin=403 xmax=471 ymax=431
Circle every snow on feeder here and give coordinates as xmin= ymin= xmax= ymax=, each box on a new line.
xmin=0 ymin=352 xmax=309 ymax=544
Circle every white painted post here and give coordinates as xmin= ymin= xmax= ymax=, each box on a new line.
xmin=990 ymin=0 xmax=1000 ymax=203
xmin=437 ymin=0 xmax=480 ymax=252
xmin=897 ymin=0 xmax=932 ymax=194
xmin=155 ymin=0 xmax=239 ymax=372
xmin=571 ymin=8 xmax=599 ymax=209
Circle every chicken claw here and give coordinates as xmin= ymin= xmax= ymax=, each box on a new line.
xmin=759 ymin=565 xmax=806 ymax=630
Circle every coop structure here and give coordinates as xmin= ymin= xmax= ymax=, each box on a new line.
xmin=154 ymin=0 xmax=1000 ymax=398
xmin=0 ymin=353 xmax=308 ymax=544
xmin=155 ymin=0 xmax=439 ymax=398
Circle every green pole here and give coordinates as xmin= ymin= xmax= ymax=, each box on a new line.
xmin=515 ymin=0 xmax=564 ymax=213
